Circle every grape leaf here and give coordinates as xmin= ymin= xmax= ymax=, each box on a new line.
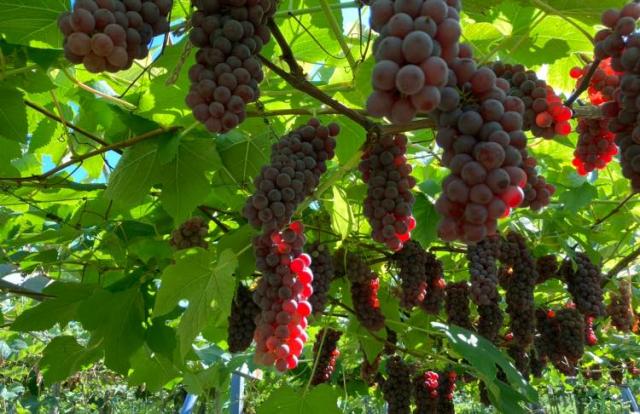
xmin=39 ymin=336 xmax=102 ymax=384
xmin=0 ymin=87 xmax=27 ymax=142
xmin=153 ymin=248 xmax=237 ymax=356
xmin=0 ymin=0 xmax=67 ymax=48
xmin=258 ymin=384 xmax=341 ymax=414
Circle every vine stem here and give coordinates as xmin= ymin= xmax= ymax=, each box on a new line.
xmin=24 ymin=99 xmax=116 ymax=151
xmin=605 ymin=245 xmax=640 ymax=283
xmin=61 ymin=68 xmax=137 ymax=110
xmin=318 ymin=0 xmax=358 ymax=74
xmin=0 ymin=126 xmax=181 ymax=183
xmin=565 ymin=58 xmax=602 ymax=107
xmin=529 ymin=0 xmax=595 ymax=45
xmin=274 ymin=2 xmax=359 ymax=18
xmin=258 ymin=54 xmax=374 ymax=130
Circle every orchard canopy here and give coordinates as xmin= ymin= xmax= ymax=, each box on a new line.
xmin=0 ymin=0 xmax=639 ymax=413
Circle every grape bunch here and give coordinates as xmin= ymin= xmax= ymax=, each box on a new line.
xmin=366 ymin=0 xmax=462 ymax=123
xmin=420 ymin=252 xmax=446 ymax=314
xmin=392 ymin=240 xmax=429 ymax=309
xmin=436 ymin=371 xmax=457 ymax=414
xmin=477 ymin=302 xmax=503 ymax=344
xmin=59 ymin=0 xmax=172 ymax=73
xmin=535 ymin=254 xmax=559 ymax=284
xmin=434 ymin=67 xmax=532 ymax=242
xmin=584 ymin=315 xmax=598 ymax=346
xmin=507 ymin=346 xmax=530 ymax=377
xmin=227 ymin=283 xmax=260 ymax=353
xmin=170 ymin=216 xmax=209 ymax=249
xmin=310 ymin=328 xmax=342 ymax=385
xmin=561 ymin=253 xmax=605 ymax=318
xmin=489 ymin=62 xmax=572 ymax=138
xmin=308 ymin=242 xmax=335 ymax=317
xmin=467 ymin=237 xmax=500 ymax=306
xmin=537 ymin=308 xmax=585 ymax=375
xmin=385 ymin=328 xmax=398 ymax=355
xmin=243 ymin=119 xmax=339 ymax=231
xmin=251 ymin=222 xmax=313 ymax=371
xmin=518 ymin=151 xmax=556 ymax=211
xmin=359 ymin=134 xmax=417 ymax=250
xmin=529 ymin=340 xmax=548 ymax=378
xmin=186 ymin=0 xmax=277 ymax=133
xmin=499 ymin=232 xmax=538 ymax=350
xmin=382 ymin=356 xmax=412 ymax=414
xmin=569 ymin=58 xmax=621 ymax=175
xmin=607 ymin=280 xmax=634 ymax=332
xmin=413 ymin=371 xmax=439 ymax=414
xmin=444 ymin=282 xmax=472 ymax=330
xmin=345 ymin=253 xmax=384 ymax=331
xmin=594 ymin=4 xmax=640 ymax=62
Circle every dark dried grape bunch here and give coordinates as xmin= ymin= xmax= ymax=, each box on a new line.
xmin=59 ymin=0 xmax=172 ymax=73
xmin=538 ymin=308 xmax=585 ymax=374
xmin=392 ymin=240 xmax=429 ymax=309
xmin=186 ymin=0 xmax=277 ymax=133
xmin=536 ymin=254 xmax=559 ymax=284
xmin=310 ymin=328 xmax=342 ymax=385
xmin=382 ymin=356 xmax=412 ymax=414
xmin=243 ymin=119 xmax=339 ymax=231
xmin=421 ymin=251 xmax=446 ymax=315
xmin=561 ymin=253 xmax=605 ymax=317
xmin=467 ymin=236 xmax=500 ymax=306
xmin=500 ymin=232 xmax=538 ymax=349
xmin=359 ymin=134 xmax=417 ymax=251
xmin=607 ymin=280 xmax=634 ymax=332
xmin=251 ymin=222 xmax=313 ymax=372
xmin=444 ymin=281 xmax=472 ymax=330
xmin=170 ymin=216 xmax=209 ymax=249
xmin=227 ymin=283 xmax=260 ymax=353
xmin=308 ymin=242 xmax=335 ymax=317
xmin=414 ymin=370 xmax=439 ymax=414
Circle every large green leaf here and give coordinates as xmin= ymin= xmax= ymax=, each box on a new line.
xmin=0 ymin=87 xmax=27 ymax=142
xmin=258 ymin=384 xmax=341 ymax=414
xmin=153 ymin=248 xmax=237 ymax=355
xmin=0 ymin=0 xmax=67 ymax=48
xmin=78 ymin=286 xmax=146 ymax=374
xmin=12 ymin=282 xmax=95 ymax=331
xmin=39 ymin=336 xmax=102 ymax=384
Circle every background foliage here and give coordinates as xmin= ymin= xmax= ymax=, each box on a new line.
xmin=0 ymin=0 xmax=639 ymax=412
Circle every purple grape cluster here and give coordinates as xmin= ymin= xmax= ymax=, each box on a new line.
xmin=170 ymin=216 xmax=208 ymax=249
xmin=561 ymin=253 xmax=605 ymax=318
xmin=392 ymin=240 xmax=429 ymax=309
xmin=359 ymin=134 xmax=417 ymax=251
xmin=58 ymin=0 xmax=172 ymax=73
xmin=308 ymin=242 xmax=335 ymax=317
xmin=366 ymin=0 xmax=463 ymax=123
xmin=227 ymin=283 xmax=260 ymax=353
xmin=310 ymin=328 xmax=342 ymax=385
xmin=444 ymin=281 xmax=472 ymax=330
xmin=186 ymin=0 xmax=276 ymax=133
xmin=382 ymin=356 xmax=412 ymax=414
xmin=242 ymin=119 xmax=339 ymax=231
xmin=420 ymin=251 xmax=446 ymax=315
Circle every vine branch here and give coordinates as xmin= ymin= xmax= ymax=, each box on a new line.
xmin=605 ymin=245 xmax=640 ymax=283
xmin=565 ymin=58 xmax=602 ymax=107
xmin=0 ymin=126 xmax=181 ymax=183
xmin=267 ymin=19 xmax=304 ymax=77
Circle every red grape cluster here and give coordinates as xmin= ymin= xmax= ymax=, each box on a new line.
xmin=343 ymin=252 xmax=386 ymax=331
xmin=569 ymin=58 xmax=621 ymax=175
xmin=366 ymin=0 xmax=462 ymax=123
xmin=489 ymin=62 xmax=572 ymax=138
xmin=561 ymin=253 xmax=605 ymax=318
xmin=499 ymin=232 xmax=538 ymax=350
xmin=420 ymin=252 xmax=446 ymax=314
xmin=444 ymin=282 xmax=472 ymax=330
xmin=359 ymin=134 xmax=417 ymax=251
xmin=537 ymin=308 xmax=585 ymax=375
xmin=436 ymin=371 xmax=457 ymax=414
xmin=251 ymin=222 xmax=313 ymax=371
xmin=607 ymin=280 xmax=634 ymax=332
xmin=186 ymin=0 xmax=276 ymax=133
xmin=310 ymin=328 xmax=342 ymax=385
xmin=382 ymin=356 xmax=412 ymax=414
xmin=307 ymin=242 xmax=335 ymax=317
xmin=434 ymin=64 xmax=533 ymax=242
xmin=535 ymin=254 xmax=558 ymax=284
xmin=392 ymin=240 xmax=429 ymax=309
xmin=243 ymin=119 xmax=339 ymax=231
xmin=584 ymin=315 xmax=598 ymax=346
xmin=413 ymin=371 xmax=439 ymax=414
xmin=227 ymin=283 xmax=260 ymax=353
xmin=169 ymin=216 xmax=209 ymax=249
xmin=59 ymin=0 xmax=172 ymax=73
